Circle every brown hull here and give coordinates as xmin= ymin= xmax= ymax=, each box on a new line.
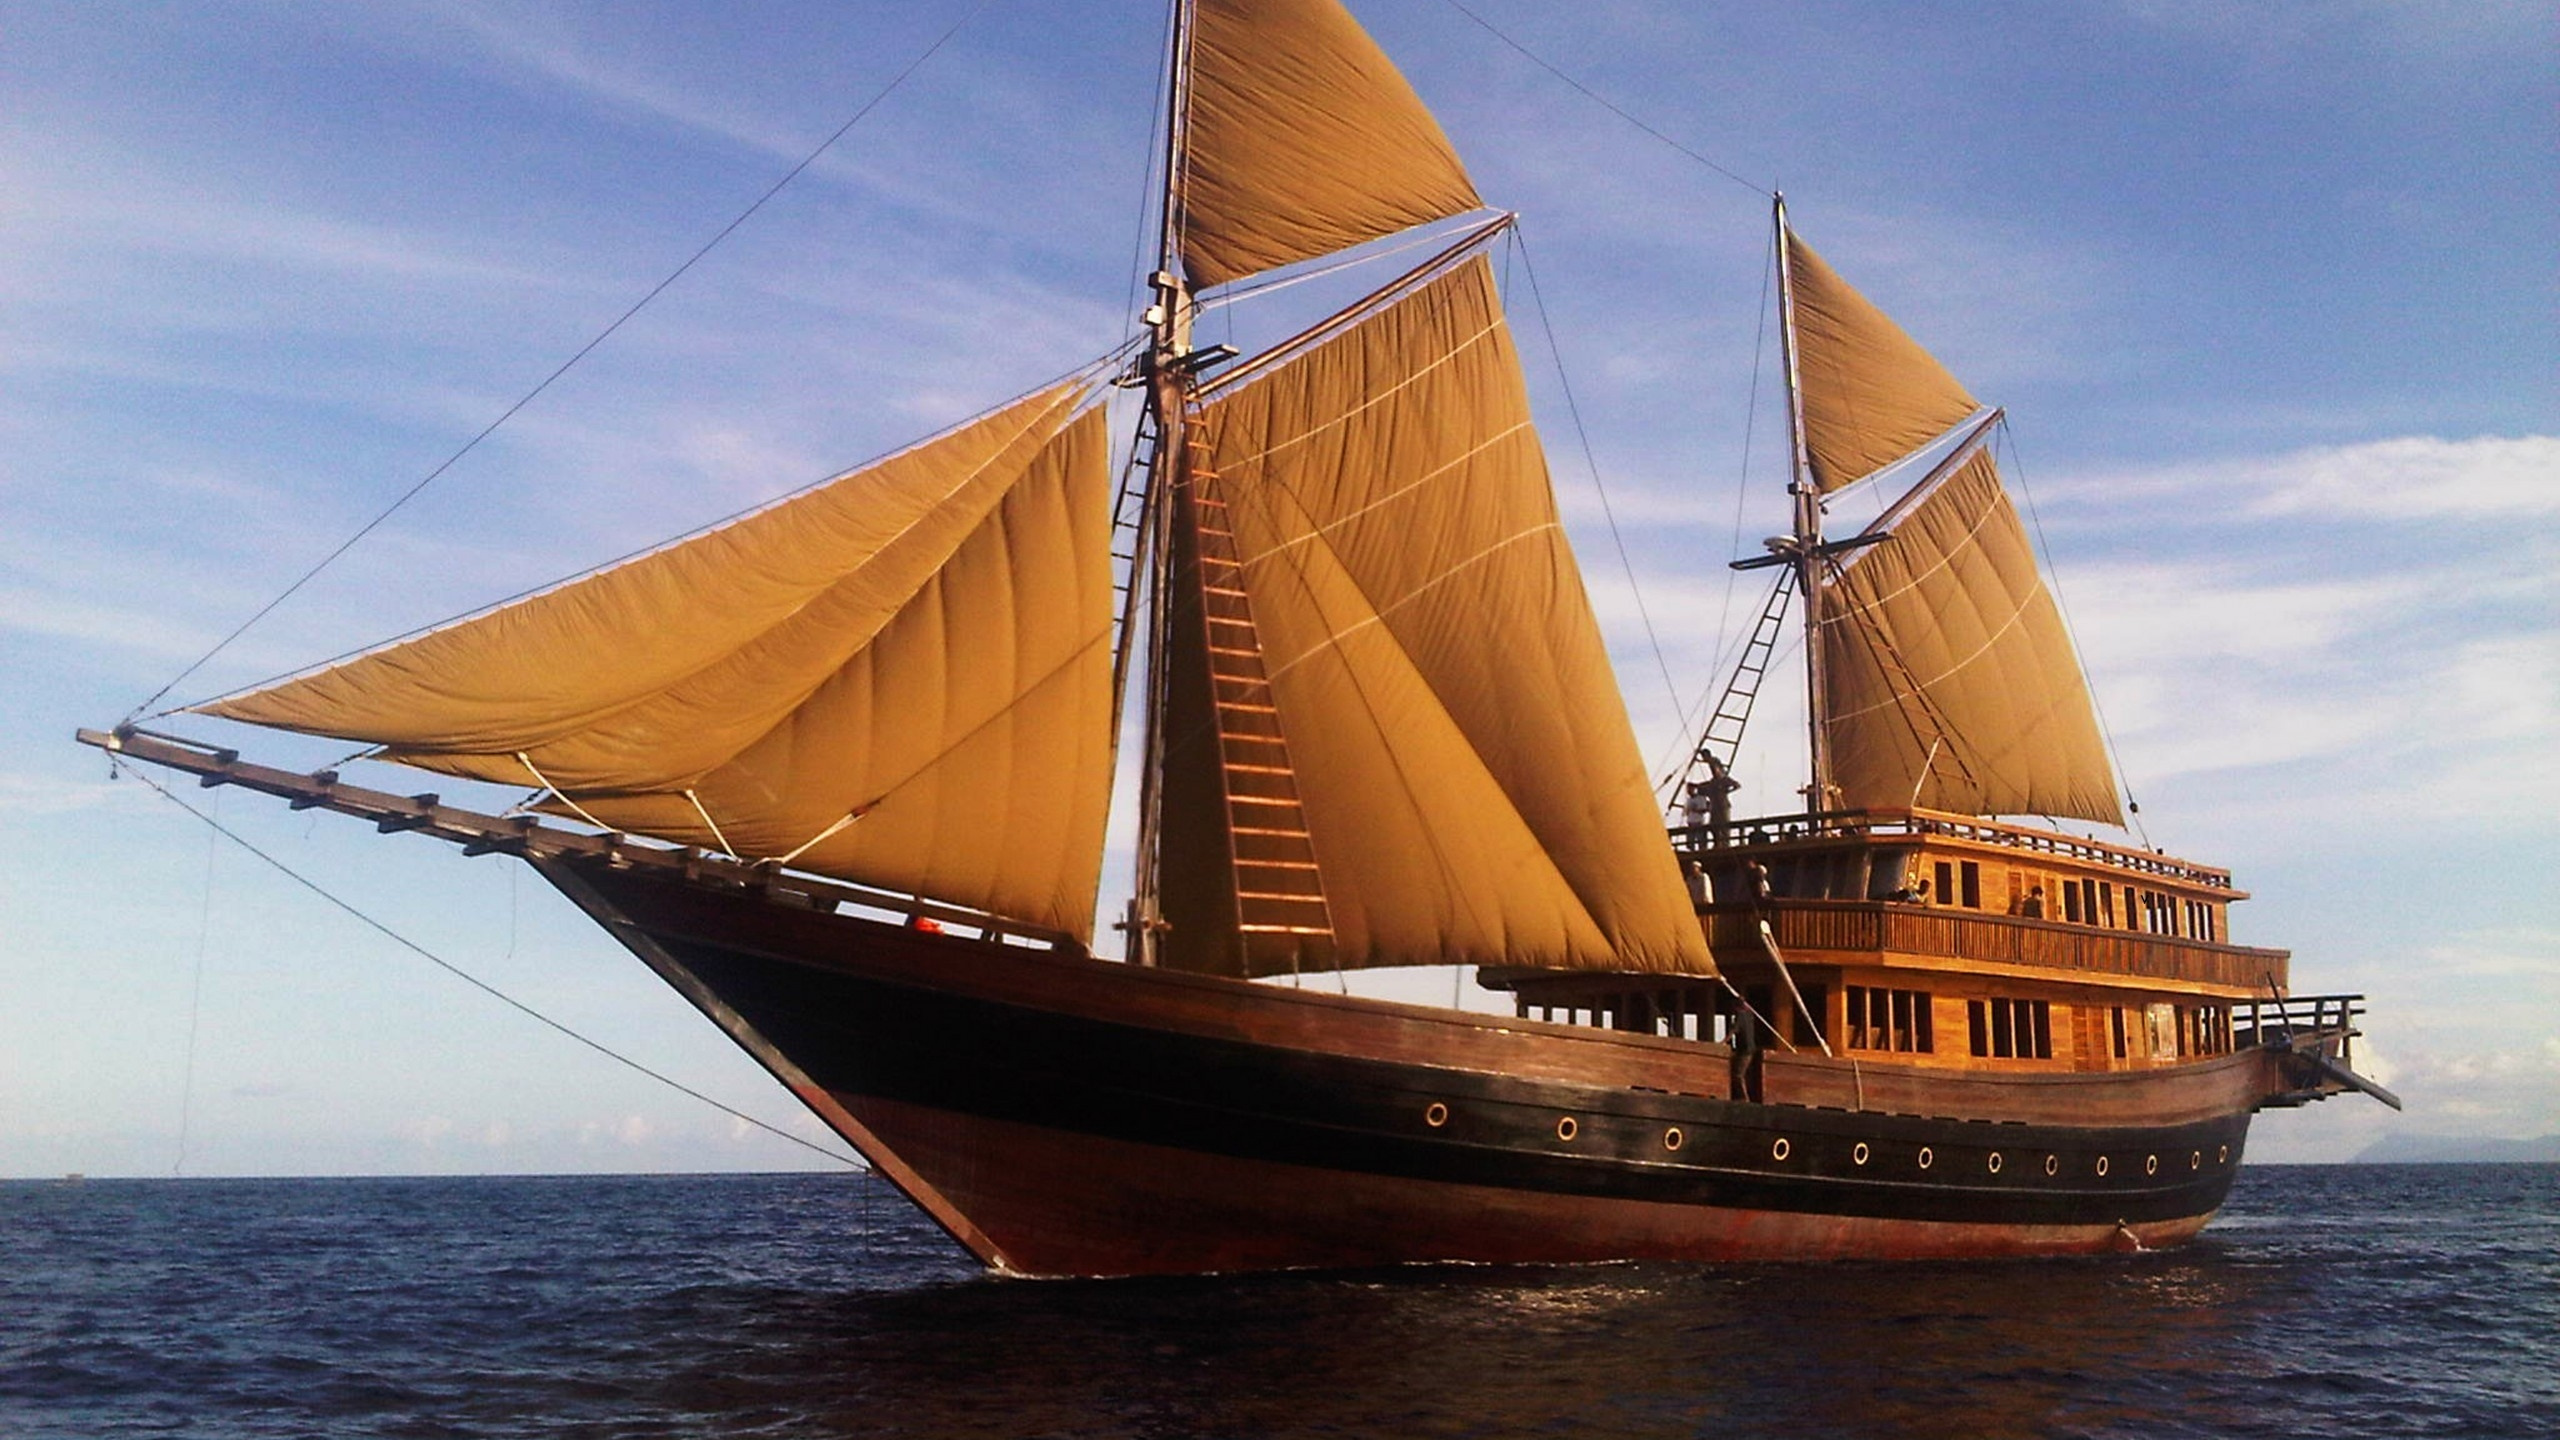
xmin=540 ymin=859 xmax=2284 ymax=1278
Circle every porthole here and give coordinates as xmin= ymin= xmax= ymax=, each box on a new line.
xmin=1555 ymin=1116 xmax=1579 ymax=1142
xmin=1852 ymin=1142 xmax=1871 ymax=1167
xmin=2145 ymin=1154 xmax=2159 ymax=1176
xmin=2218 ymin=1144 xmax=2229 ymax=1164
xmin=1663 ymin=1127 xmax=1684 ymax=1152
xmin=2043 ymin=1154 xmax=2059 ymax=1177
xmin=1423 ymin=1101 xmax=1449 ymax=1129
xmin=2096 ymin=1155 xmax=2111 ymax=1177
xmin=1988 ymin=1152 xmax=2004 ymax=1175
xmin=1917 ymin=1146 xmax=1935 ymax=1170
xmin=1771 ymin=1137 xmax=1792 ymax=1162
xmin=2190 ymin=1150 xmax=2201 ymax=1171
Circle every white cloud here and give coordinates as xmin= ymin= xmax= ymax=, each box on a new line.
xmin=2067 ymin=434 xmax=2560 ymax=521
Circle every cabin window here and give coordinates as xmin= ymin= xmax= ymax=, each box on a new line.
xmin=2145 ymin=1003 xmax=2179 ymax=1057
xmin=2111 ymin=1006 xmax=2129 ymax=1059
xmin=1969 ymin=998 xmax=2052 ymax=1059
xmin=2063 ymin=883 xmax=2083 ymax=924
xmin=1933 ymin=861 xmax=1954 ymax=906
xmin=1960 ymin=861 xmax=1982 ymax=909
xmin=2099 ymin=881 xmax=2117 ymax=927
xmin=1847 ymin=986 xmax=1934 ymax=1054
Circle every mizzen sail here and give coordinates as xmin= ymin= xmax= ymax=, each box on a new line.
xmin=1158 ymin=256 xmax=1712 ymax=976
xmin=199 ymin=385 xmax=1119 ymax=933
xmin=1178 ymin=0 xmax=1483 ymax=290
xmin=1818 ymin=450 xmax=2121 ymax=824
xmin=1786 ymin=232 xmax=1981 ymax=493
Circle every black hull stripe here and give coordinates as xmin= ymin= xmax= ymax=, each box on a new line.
xmin=665 ymin=937 xmax=2247 ymax=1228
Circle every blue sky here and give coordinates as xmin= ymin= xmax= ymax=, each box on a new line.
xmin=2 ymin=0 xmax=2551 ymax=1177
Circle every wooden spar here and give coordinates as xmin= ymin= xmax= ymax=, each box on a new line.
xmin=78 ymin=726 xmax=1083 ymax=951
xmin=1849 ymin=408 xmax=2005 ymax=542
xmin=1770 ymin=193 xmax=1833 ymax=817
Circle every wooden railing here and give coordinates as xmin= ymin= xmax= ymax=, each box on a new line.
xmin=1673 ymin=806 xmax=2238 ymax=889
xmin=1703 ymin=901 xmax=2285 ymax=991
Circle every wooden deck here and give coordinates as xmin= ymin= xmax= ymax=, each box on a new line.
xmin=1703 ymin=900 xmax=2287 ymax=993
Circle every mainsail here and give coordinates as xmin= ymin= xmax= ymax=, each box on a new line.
xmin=1177 ymin=0 xmax=1483 ymax=290
xmin=198 ymin=385 xmax=1119 ymax=934
xmin=1154 ymin=257 xmax=1713 ymax=976
xmin=1780 ymin=221 xmax=2121 ymax=825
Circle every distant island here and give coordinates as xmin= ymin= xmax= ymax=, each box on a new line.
xmin=2354 ymin=1133 xmax=2560 ymax=1164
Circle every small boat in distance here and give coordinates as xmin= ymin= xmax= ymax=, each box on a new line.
xmin=86 ymin=0 xmax=2394 ymax=1276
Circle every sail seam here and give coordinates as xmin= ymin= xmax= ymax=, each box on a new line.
xmin=1212 ymin=316 xmax=1507 ymax=471
xmin=1823 ymin=577 xmax=2040 ymax=723
xmin=1255 ymin=523 xmax=1560 ymax=681
xmin=188 ymin=378 xmax=1100 ymax=720
xmin=1251 ymin=420 xmax=1534 ymax=561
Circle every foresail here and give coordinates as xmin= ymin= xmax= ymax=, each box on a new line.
xmin=1163 ymin=256 xmax=1712 ymax=977
xmin=1819 ymin=452 xmax=2122 ymax=824
xmin=1786 ymin=232 xmax=1980 ymax=493
xmin=198 ymin=386 xmax=1119 ymax=934
xmin=1179 ymin=0 xmax=1482 ymax=291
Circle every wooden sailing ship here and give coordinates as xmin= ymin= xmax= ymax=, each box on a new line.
xmin=85 ymin=0 xmax=2393 ymax=1276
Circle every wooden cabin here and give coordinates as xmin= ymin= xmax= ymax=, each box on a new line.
xmin=1486 ymin=807 xmax=2285 ymax=1077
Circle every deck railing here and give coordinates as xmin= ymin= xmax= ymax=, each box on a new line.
xmin=1673 ymin=807 xmax=2238 ymax=889
xmin=1702 ymin=900 xmax=2285 ymax=991
xmin=2236 ymin=993 xmax=2366 ymax=1047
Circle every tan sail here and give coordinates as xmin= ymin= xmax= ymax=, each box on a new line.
xmin=1160 ymin=256 xmax=1712 ymax=976
xmin=1787 ymin=232 xmax=1980 ymax=493
xmin=1819 ymin=451 xmax=2121 ymax=824
xmin=200 ymin=386 xmax=1119 ymax=933
xmin=1179 ymin=0 xmax=1482 ymax=291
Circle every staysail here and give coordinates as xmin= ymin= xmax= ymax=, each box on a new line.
xmin=198 ymin=385 xmax=1119 ymax=934
xmin=1154 ymin=256 xmax=1713 ymax=977
xmin=1177 ymin=0 xmax=1483 ymax=290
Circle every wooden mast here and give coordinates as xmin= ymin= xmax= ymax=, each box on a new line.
xmin=1771 ymin=193 xmax=1833 ymax=818
xmin=1127 ymin=0 xmax=1198 ymax=966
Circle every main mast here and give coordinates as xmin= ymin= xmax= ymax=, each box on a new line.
xmin=1126 ymin=0 xmax=1199 ymax=966
xmin=1771 ymin=193 xmax=1833 ymax=817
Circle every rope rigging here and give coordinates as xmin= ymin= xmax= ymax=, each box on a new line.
xmin=113 ymin=759 xmax=863 ymax=1170
xmin=128 ymin=0 xmax=997 ymax=723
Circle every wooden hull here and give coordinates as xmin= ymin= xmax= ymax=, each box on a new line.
xmin=542 ymin=860 xmax=2284 ymax=1278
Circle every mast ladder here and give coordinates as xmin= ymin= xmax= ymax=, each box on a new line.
xmin=1184 ymin=444 xmax=1335 ymax=961
xmin=1107 ymin=405 xmax=1164 ymax=668
xmin=1682 ymin=564 xmax=1797 ymax=790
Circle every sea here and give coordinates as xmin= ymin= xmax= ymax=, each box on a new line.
xmin=2 ymin=1165 xmax=2551 ymax=1439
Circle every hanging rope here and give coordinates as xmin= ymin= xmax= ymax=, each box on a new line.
xmin=1439 ymin=0 xmax=1771 ymax=199
xmin=1997 ymin=421 xmax=2152 ymax=847
xmin=127 ymin=0 xmax=997 ymax=723
xmin=114 ymin=760 xmax=862 ymax=1169
xmin=1510 ymin=227 xmax=1686 ymax=726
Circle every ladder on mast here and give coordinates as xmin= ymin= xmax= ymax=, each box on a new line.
xmin=1678 ymin=564 xmax=1797 ymax=802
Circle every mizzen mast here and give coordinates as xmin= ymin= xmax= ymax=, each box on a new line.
xmin=1770 ymin=193 xmax=1835 ymax=816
